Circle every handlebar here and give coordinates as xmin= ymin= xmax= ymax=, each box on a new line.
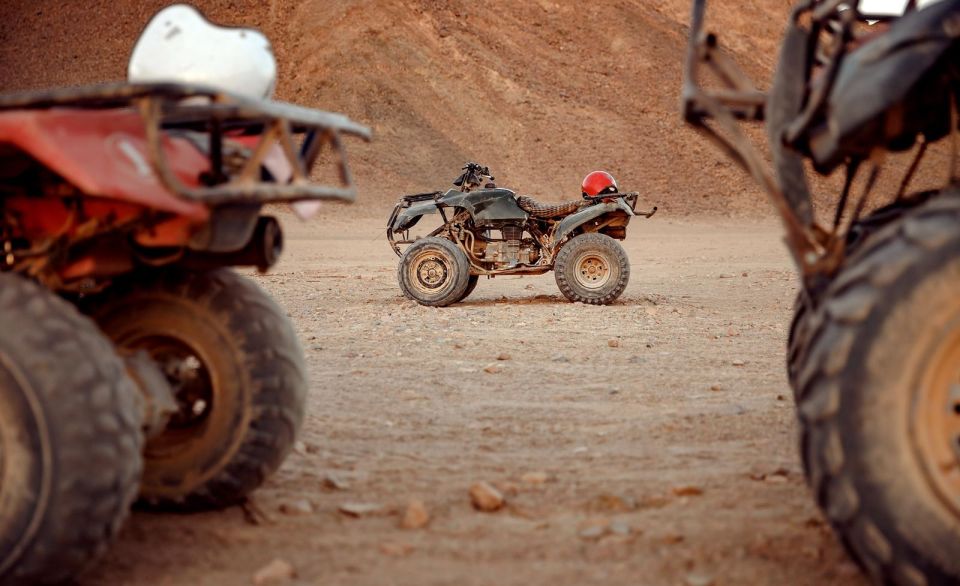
xmin=453 ymin=161 xmax=494 ymax=190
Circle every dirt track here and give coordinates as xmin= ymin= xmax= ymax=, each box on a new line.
xmin=81 ymin=214 xmax=865 ymax=586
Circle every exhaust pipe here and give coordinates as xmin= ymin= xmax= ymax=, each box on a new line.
xmin=180 ymin=215 xmax=283 ymax=272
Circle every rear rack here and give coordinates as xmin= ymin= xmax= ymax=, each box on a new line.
xmin=397 ymin=191 xmax=443 ymax=206
xmin=0 ymin=82 xmax=371 ymax=205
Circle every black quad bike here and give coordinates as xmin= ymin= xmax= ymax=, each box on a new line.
xmin=387 ymin=163 xmax=657 ymax=306
xmin=683 ymin=0 xmax=960 ymax=583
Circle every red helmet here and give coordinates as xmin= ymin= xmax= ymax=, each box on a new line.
xmin=581 ymin=171 xmax=619 ymax=198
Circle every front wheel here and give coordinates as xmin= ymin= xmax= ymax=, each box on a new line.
xmin=795 ymin=192 xmax=960 ymax=584
xmin=0 ymin=273 xmax=143 ymax=585
xmin=84 ymin=268 xmax=307 ymax=510
xmin=397 ymin=237 xmax=472 ymax=307
xmin=554 ymin=233 xmax=630 ymax=305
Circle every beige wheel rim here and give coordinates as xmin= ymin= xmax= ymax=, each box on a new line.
xmin=409 ymin=250 xmax=452 ymax=296
xmin=573 ymin=252 xmax=612 ymax=290
xmin=913 ymin=316 xmax=960 ymax=519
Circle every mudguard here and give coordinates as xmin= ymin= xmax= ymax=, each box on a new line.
xmin=808 ymin=1 xmax=960 ymax=171
xmin=0 ymin=108 xmax=209 ymax=220
xmin=437 ymin=188 xmax=528 ymax=226
xmin=391 ymin=201 xmax=440 ymax=232
xmin=390 ymin=187 xmax=529 ymax=233
xmin=554 ymin=199 xmax=634 ymax=245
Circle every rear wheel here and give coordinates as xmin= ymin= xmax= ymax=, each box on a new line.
xmin=554 ymin=233 xmax=629 ymax=305
xmin=0 ymin=273 xmax=142 ymax=585
xmin=458 ymin=275 xmax=480 ymax=302
xmin=84 ymin=268 xmax=306 ymax=510
xmin=795 ymin=192 xmax=960 ymax=584
xmin=397 ymin=237 xmax=471 ymax=307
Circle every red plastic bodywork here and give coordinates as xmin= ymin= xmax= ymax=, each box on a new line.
xmin=0 ymin=108 xmax=209 ymax=220
xmin=0 ymin=108 xmax=215 ymax=282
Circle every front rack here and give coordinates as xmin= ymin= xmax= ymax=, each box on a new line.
xmin=0 ymin=82 xmax=372 ymax=205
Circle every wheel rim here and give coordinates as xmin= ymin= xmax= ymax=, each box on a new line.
xmin=409 ymin=250 xmax=452 ymax=295
xmin=573 ymin=252 xmax=612 ymax=290
xmin=128 ymin=335 xmax=215 ymax=459
xmin=913 ymin=317 xmax=960 ymax=519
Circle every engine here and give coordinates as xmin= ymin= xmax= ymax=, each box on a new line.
xmin=478 ymin=224 xmax=538 ymax=268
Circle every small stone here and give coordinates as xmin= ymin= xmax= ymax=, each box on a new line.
xmin=607 ymin=338 xmax=620 ymax=348
xmin=379 ymin=542 xmax=414 ymax=556
xmin=719 ymin=273 xmax=734 ymax=278
xmin=663 ymin=533 xmax=685 ymax=544
xmin=572 ymin=446 xmax=588 ymax=454
xmin=589 ymin=494 xmax=634 ymax=512
xmin=483 ymin=363 xmax=503 ymax=374
xmin=709 ymin=384 xmax=723 ymax=392
xmin=278 ymin=499 xmax=313 ymax=516
xmin=610 ymin=520 xmax=631 ymax=536
xmin=338 ymin=502 xmax=384 ymax=517
xmin=322 ymin=473 xmax=350 ymax=491
xmin=777 ymin=394 xmax=786 ymax=401
xmin=578 ymin=525 xmax=607 ymax=540
xmin=685 ymin=572 xmax=715 ymax=586
xmin=521 ymin=471 xmax=550 ymax=485
xmin=293 ymin=441 xmax=308 ymax=456
xmin=672 ymin=485 xmax=704 ymax=497
xmin=741 ymin=272 xmax=748 ymax=277
xmin=469 ymin=482 xmax=505 ymax=512
xmin=765 ymin=473 xmax=789 ymax=485
xmin=550 ymin=353 xmax=570 ymax=363
xmin=496 ymin=352 xmax=511 ymax=361
xmin=252 ymin=558 xmax=296 ymax=585
xmin=578 ymin=517 xmax=611 ymax=540
xmin=400 ymin=500 xmax=430 ymax=529
xmin=731 ymin=359 xmax=746 ymax=366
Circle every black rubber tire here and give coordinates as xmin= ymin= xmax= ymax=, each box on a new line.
xmin=397 ymin=237 xmax=471 ymax=307
xmin=0 ymin=273 xmax=143 ymax=585
xmin=787 ymin=195 xmax=936 ymax=394
xmin=83 ymin=268 xmax=306 ymax=510
xmin=554 ymin=233 xmax=630 ymax=305
xmin=458 ymin=275 xmax=480 ymax=302
xmin=786 ymin=288 xmax=813 ymax=395
xmin=794 ymin=191 xmax=960 ymax=585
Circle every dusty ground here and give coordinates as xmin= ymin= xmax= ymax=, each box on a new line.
xmin=81 ymin=214 xmax=865 ymax=586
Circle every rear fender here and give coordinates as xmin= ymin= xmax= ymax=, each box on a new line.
xmin=554 ymin=200 xmax=633 ymax=245
xmin=808 ymin=1 xmax=960 ymax=170
xmin=0 ymin=109 xmax=209 ymax=220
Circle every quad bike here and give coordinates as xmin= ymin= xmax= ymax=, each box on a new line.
xmin=387 ymin=162 xmax=657 ymax=306
xmin=0 ymin=6 xmax=370 ymax=585
xmin=683 ymin=0 xmax=960 ymax=583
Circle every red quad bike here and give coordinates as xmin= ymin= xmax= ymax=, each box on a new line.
xmin=684 ymin=0 xmax=960 ymax=583
xmin=0 ymin=76 xmax=370 ymax=586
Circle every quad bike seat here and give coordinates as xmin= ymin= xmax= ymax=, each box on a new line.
xmin=516 ymin=195 xmax=584 ymax=218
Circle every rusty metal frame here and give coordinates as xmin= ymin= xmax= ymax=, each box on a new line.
xmin=680 ymin=0 xmax=922 ymax=277
xmin=0 ymin=82 xmax=372 ymax=205
xmin=682 ymin=0 xmax=833 ymax=274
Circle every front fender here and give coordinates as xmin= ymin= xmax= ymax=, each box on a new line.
xmin=554 ymin=200 xmax=634 ymax=244
xmin=390 ymin=201 xmax=440 ymax=233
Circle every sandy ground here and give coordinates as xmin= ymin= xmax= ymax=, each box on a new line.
xmin=80 ymin=214 xmax=866 ymax=586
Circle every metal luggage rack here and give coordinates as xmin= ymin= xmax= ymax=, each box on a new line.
xmin=396 ymin=191 xmax=443 ymax=206
xmin=0 ymin=82 xmax=372 ymax=205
